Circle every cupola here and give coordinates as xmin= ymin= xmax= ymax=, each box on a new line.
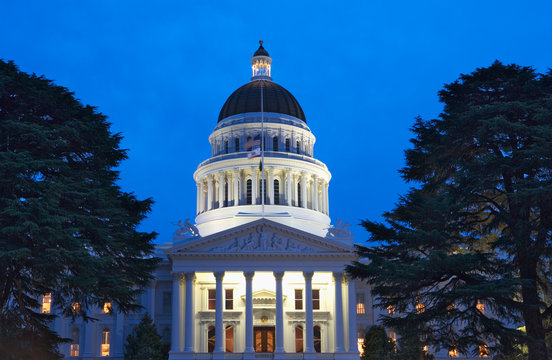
xmin=251 ymin=40 xmax=272 ymax=80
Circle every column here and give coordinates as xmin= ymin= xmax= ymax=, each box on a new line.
xmin=286 ymin=169 xmax=292 ymax=206
xmin=199 ymin=181 xmax=205 ymax=213
xmin=274 ymin=271 xmax=285 ymax=353
xmin=251 ymin=168 xmax=257 ymax=205
xmin=207 ymin=176 xmax=213 ymax=211
xmin=171 ymin=273 xmax=183 ymax=353
xmin=196 ymin=183 xmax=200 ymax=215
xmin=233 ymin=169 xmax=239 ymax=206
xmin=304 ymin=271 xmax=314 ymax=353
xmin=268 ymin=167 xmax=274 ymax=205
xmin=293 ymin=175 xmax=299 ymax=207
xmin=347 ymin=277 xmax=358 ymax=353
xmin=325 ymin=183 xmax=330 ymax=215
xmin=244 ymin=272 xmax=255 ymax=353
xmin=112 ymin=307 xmax=125 ymax=356
xmin=301 ymin=173 xmax=307 ymax=208
xmin=334 ymin=273 xmax=345 ymax=352
xmin=82 ymin=320 xmax=95 ymax=356
xmin=319 ymin=180 xmax=325 ymax=214
xmin=214 ymin=272 xmax=225 ymax=353
xmin=313 ymin=175 xmax=319 ymax=211
xmin=184 ymin=272 xmax=195 ymax=352
xmin=219 ymin=173 xmax=225 ymax=208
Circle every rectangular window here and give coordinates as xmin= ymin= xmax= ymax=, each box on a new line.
xmin=312 ymin=289 xmax=320 ymax=310
xmin=42 ymin=293 xmax=52 ymax=314
xmin=70 ymin=344 xmax=79 ymax=357
xmin=479 ymin=345 xmax=489 ymax=357
xmin=448 ymin=347 xmax=458 ymax=357
xmin=225 ymin=289 xmax=233 ymax=310
xmin=162 ymin=291 xmax=171 ymax=314
xmin=208 ymin=289 xmax=216 ymax=310
xmin=273 ymin=136 xmax=278 ymax=151
xmin=101 ymin=330 xmax=110 ymax=356
xmin=103 ymin=302 xmax=111 ymax=314
xmin=285 ymin=138 xmax=290 ymax=152
xmin=356 ymin=293 xmax=366 ymax=314
xmin=296 ymin=141 xmax=301 ymax=154
xmin=235 ymin=138 xmax=240 ymax=152
xmin=295 ymin=289 xmax=303 ymax=310
xmin=387 ymin=305 xmax=395 ymax=314
xmin=225 ymin=140 xmax=229 ymax=154
xmin=476 ymin=300 xmax=485 ymax=314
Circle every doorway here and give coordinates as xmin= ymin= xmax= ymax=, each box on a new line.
xmin=254 ymin=326 xmax=275 ymax=352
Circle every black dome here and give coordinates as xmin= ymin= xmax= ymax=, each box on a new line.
xmin=218 ymin=81 xmax=306 ymax=122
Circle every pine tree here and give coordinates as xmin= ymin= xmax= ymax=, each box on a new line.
xmin=124 ymin=313 xmax=168 ymax=360
xmin=361 ymin=325 xmax=396 ymax=360
xmin=347 ymin=61 xmax=552 ymax=360
xmin=0 ymin=60 xmax=158 ymax=359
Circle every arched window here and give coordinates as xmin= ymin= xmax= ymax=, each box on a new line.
xmin=225 ymin=325 xmax=234 ymax=352
xmin=260 ymin=179 xmax=267 ymax=203
xmin=297 ymin=183 xmax=302 ymax=207
xmin=224 ymin=181 xmax=228 ymax=207
xmin=70 ymin=328 xmax=80 ymax=357
xmin=273 ymin=136 xmax=278 ymax=151
xmin=101 ymin=329 xmax=110 ymax=356
xmin=285 ymin=138 xmax=290 ymax=152
xmin=296 ymin=140 xmax=301 ymax=154
xmin=235 ymin=137 xmax=240 ymax=152
xmin=274 ymin=179 xmax=280 ymax=205
xmin=208 ymin=326 xmax=216 ymax=353
xmin=295 ymin=326 xmax=303 ymax=353
xmin=225 ymin=140 xmax=229 ymax=154
xmin=313 ymin=326 xmax=321 ymax=353
xmin=246 ymin=179 xmax=252 ymax=205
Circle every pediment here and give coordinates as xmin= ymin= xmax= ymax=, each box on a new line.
xmin=252 ymin=290 xmax=275 ymax=299
xmin=165 ymin=218 xmax=354 ymax=257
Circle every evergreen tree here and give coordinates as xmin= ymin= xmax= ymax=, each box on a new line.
xmin=395 ymin=329 xmax=434 ymax=360
xmin=0 ymin=60 xmax=158 ymax=359
xmin=361 ymin=325 xmax=396 ymax=360
xmin=124 ymin=313 xmax=168 ymax=360
xmin=347 ymin=61 xmax=552 ymax=360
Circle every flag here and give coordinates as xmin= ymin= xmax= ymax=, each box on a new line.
xmin=247 ymin=147 xmax=261 ymax=159
xmin=244 ymin=138 xmax=261 ymax=151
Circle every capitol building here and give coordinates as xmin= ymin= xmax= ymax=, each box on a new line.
xmin=46 ymin=43 xmax=483 ymax=360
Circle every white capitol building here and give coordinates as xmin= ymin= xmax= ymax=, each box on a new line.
xmin=47 ymin=42 xmax=484 ymax=360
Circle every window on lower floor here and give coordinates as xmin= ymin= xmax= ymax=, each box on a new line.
xmin=101 ymin=329 xmax=110 ymax=356
xmin=312 ymin=289 xmax=320 ymax=310
xmin=162 ymin=291 xmax=171 ymax=314
xmin=162 ymin=327 xmax=171 ymax=349
xmin=479 ymin=345 xmax=489 ymax=357
xmin=225 ymin=289 xmax=233 ymax=310
xmin=476 ymin=300 xmax=485 ymax=314
xmin=208 ymin=326 xmax=215 ymax=353
xmin=357 ymin=293 xmax=366 ymax=314
xmin=313 ymin=326 xmax=321 ymax=353
xmin=449 ymin=347 xmax=458 ymax=357
xmin=295 ymin=289 xmax=303 ymax=310
xmin=226 ymin=325 xmax=234 ymax=352
xmin=416 ymin=302 xmax=425 ymax=314
xmin=42 ymin=293 xmax=52 ymax=314
xmin=72 ymin=302 xmax=81 ymax=314
xmin=295 ymin=326 xmax=303 ymax=353
xmin=103 ymin=302 xmax=111 ymax=314
xmin=70 ymin=328 xmax=79 ymax=357
xmin=208 ymin=289 xmax=216 ymax=310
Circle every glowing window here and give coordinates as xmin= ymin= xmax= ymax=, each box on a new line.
xmin=70 ymin=328 xmax=79 ymax=357
xmin=449 ymin=347 xmax=458 ymax=357
xmin=102 ymin=302 xmax=111 ymax=314
xmin=225 ymin=325 xmax=234 ymax=352
xmin=447 ymin=303 xmax=456 ymax=312
xmin=479 ymin=345 xmax=489 ymax=357
xmin=273 ymin=136 xmax=278 ymax=151
xmin=357 ymin=293 xmax=366 ymax=314
xmin=313 ymin=326 xmax=321 ymax=353
xmin=422 ymin=345 xmax=428 ymax=353
xmin=208 ymin=289 xmax=216 ymax=310
xmin=208 ymin=326 xmax=215 ymax=352
xmin=416 ymin=303 xmax=425 ymax=314
xmin=357 ymin=337 xmax=364 ymax=355
xmin=476 ymin=300 xmax=485 ymax=314
xmin=225 ymin=289 xmax=233 ymax=310
xmin=72 ymin=302 xmax=81 ymax=313
xmin=387 ymin=305 xmax=395 ymax=314
xmin=312 ymin=289 xmax=320 ymax=310
xmin=42 ymin=293 xmax=52 ymax=314
xmin=389 ymin=331 xmax=397 ymax=351
xmin=101 ymin=329 xmax=110 ymax=356
xmin=295 ymin=289 xmax=303 ymax=310
xmin=295 ymin=326 xmax=303 ymax=352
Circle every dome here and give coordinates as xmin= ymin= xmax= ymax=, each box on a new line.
xmin=218 ymin=80 xmax=306 ymax=122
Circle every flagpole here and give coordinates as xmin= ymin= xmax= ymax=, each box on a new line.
xmin=261 ymin=79 xmax=265 ymax=218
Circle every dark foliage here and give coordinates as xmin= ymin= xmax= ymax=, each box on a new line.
xmin=361 ymin=325 xmax=396 ymax=360
xmin=124 ymin=313 xmax=168 ymax=360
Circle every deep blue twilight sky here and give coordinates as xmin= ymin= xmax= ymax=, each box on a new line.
xmin=2 ymin=1 xmax=552 ymax=244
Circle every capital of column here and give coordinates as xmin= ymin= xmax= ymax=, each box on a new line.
xmin=244 ymin=271 xmax=255 ymax=280
xmin=273 ymin=271 xmax=285 ymax=280
xmin=184 ymin=272 xmax=196 ymax=282
xmin=172 ymin=272 xmax=184 ymax=283
xmin=303 ymin=271 xmax=314 ymax=281
xmin=214 ymin=272 xmax=225 ymax=281
xmin=333 ymin=272 xmax=344 ymax=282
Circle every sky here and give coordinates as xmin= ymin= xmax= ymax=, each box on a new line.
xmin=2 ymin=1 xmax=552 ymax=245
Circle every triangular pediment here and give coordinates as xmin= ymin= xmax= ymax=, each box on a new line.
xmin=252 ymin=290 xmax=275 ymax=299
xmin=165 ymin=218 xmax=354 ymax=257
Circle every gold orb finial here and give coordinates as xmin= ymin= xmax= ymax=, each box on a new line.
xmin=259 ymin=40 xmax=263 ymax=46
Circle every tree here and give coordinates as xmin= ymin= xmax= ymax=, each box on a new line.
xmin=0 ymin=60 xmax=158 ymax=359
xmin=124 ymin=313 xmax=168 ymax=360
xmin=395 ymin=328 xmax=434 ymax=360
xmin=361 ymin=325 xmax=396 ymax=360
xmin=347 ymin=61 xmax=552 ymax=360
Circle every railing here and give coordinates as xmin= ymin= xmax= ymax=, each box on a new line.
xmin=191 ymin=353 xmax=342 ymax=360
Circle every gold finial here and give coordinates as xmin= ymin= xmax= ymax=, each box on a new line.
xmin=259 ymin=40 xmax=263 ymax=46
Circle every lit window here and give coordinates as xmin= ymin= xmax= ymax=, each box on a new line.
xmin=313 ymin=326 xmax=321 ymax=353
xmin=476 ymin=300 xmax=485 ymax=314
xmin=225 ymin=289 xmax=233 ymax=310
xmin=356 ymin=293 xmax=366 ymax=314
xmin=447 ymin=303 xmax=456 ymax=312
xmin=70 ymin=328 xmax=79 ymax=357
xmin=103 ymin=302 xmax=111 ymax=314
xmin=225 ymin=325 xmax=234 ymax=352
xmin=387 ymin=305 xmax=395 ymax=314
xmin=295 ymin=326 xmax=304 ymax=352
xmin=357 ymin=337 xmax=364 ymax=355
xmin=208 ymin=289 xmax=216 ymax=310
xmin=416 ymin=303 xmax=425 ymax=314
xmin=479 ymin=345 xmax=489 ymax=357
xmin=422 ymin=345 xmax=428 ymax=353
xmin=208 ymin=326 xmax=215 ymax=352
xmin=273 ymin=136 xmax=278 ymax=151
xmin=449 ymin=347 xmax=458 ymax=357
xmin=72 ymin=302 xmax=81 ymax=313
xmin=389 ymin=331 xmax=397 ymax=351
xmin=312 ymin=289 xmax=320 ymax=310
xmin=42 ymin=293 xmax=52 ymax=314
xmin=295 ymin=289 xmax=303 ymax=310
xmin=101 ymin=329 xmax=110 ymax=356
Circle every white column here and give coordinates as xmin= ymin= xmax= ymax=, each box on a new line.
xmin=293 ymin=175 xmax=298 ymax=207
xmin=274 ymin=271 xmax=285 ymax=353
xmin=286 ymin=169 xmax=292 ymax=206
xmin=244 ymin=272 xmax=255 ymax=353
xmin=171 ymin=273 xmax=183 ymax=353
xmin=325 ymin=183 xmax=330 ymax=215
xmin=233 ymin=169 xmax=239 ymax=206
xmin=304 ymin=271 xmax=314 ymax=353
xmin=251 ymin=168 xmax=257 ymax=205
xmin=196 ymin=182 xmax=200 ymax=215
xmin=334 ymin=273 xmax=345 ymax=352
xmin=301 ymin=172 xmax=307 ymax=208
xmin=199 ymin=181 xmax=205 ymax=213
xmin=347 ymin=277 xmax=358 ymax=353
xmin=184 ymin=272 xmax=195 ymax=352
xmin=219 ymin=173 xmax=224 ymax=208
xmin=207 ymin=176 xmax=213 ymax=211
xmin=268 ymin=167 xmax=274 ymax=205
xmin=313 ymin=175 xmax=319 ymax=211
xmin=214 ymin=272 xmax=225 ymax=353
